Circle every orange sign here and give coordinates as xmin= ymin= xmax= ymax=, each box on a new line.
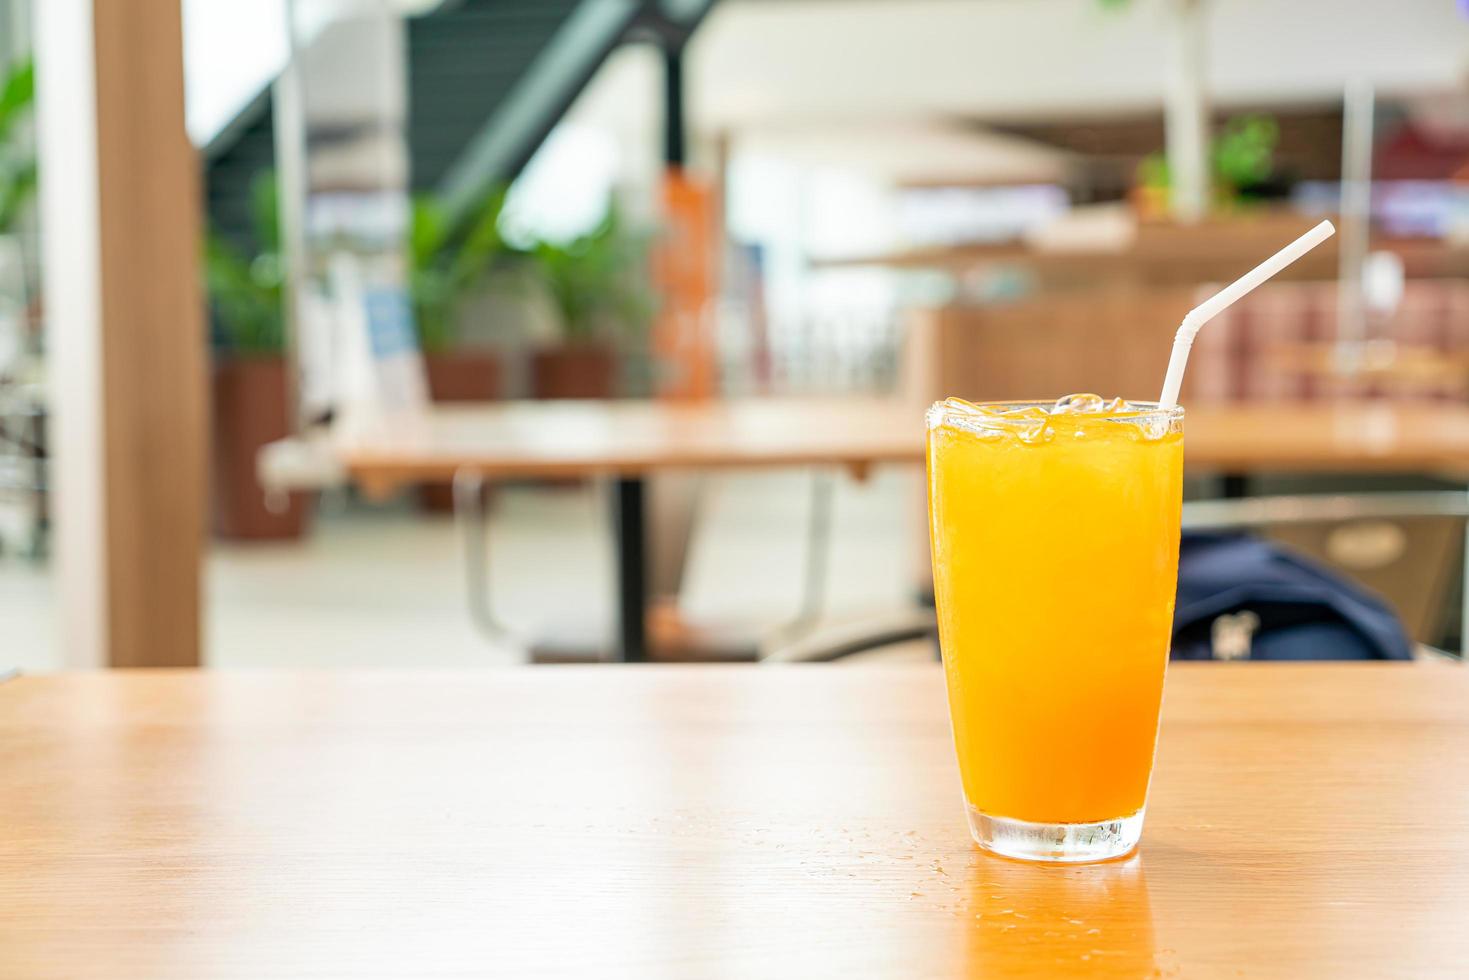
xmin=652 ymin=168 xmax=717 ymax=401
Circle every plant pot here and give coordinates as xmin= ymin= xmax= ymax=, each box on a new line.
xmin=211 ymin=357 xmax=310 ymax=540
xmin=531 ymin=344 xmax=617 ymax=400
xmin=419 ymin=350 xmax=504 ymax=511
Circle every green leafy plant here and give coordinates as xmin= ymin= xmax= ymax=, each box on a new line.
xmin=0 ymin=58 xmax=36 ymax=234
xmin=409 ymin=184 xmax=517 ymax=353
xmin=1137 ymin=153 xmax=1172 ymax=195
xmin=412 ymin=187 xmax=655 ymax=350
xmin=532 ymin=203 xmax=655 ymax=344
xmin=1211 ymin=114 xmax=1279 ymax=196
xmin=208 ymin=174 xmax=518 ymax=357
xmin=1136 ymin=113 xmax=1281 ymax=209
xmin=206 ymin=172 xmax=655 ymax=357
xmin=204 ymin=173 xmax=285 ymax=356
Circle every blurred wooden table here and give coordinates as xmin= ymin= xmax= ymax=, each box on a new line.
xmin=338 ymin=398 xmax=927 ymax=662
xmin=2 ymin=664 xmax=1466 ymax=978
xmin=341 ymin=398 xmax=1469 ymax=491
xmin=329 ymin=398 xmax=1469 ymax=661
xmin=339 ymin=397 xmax=923 ymax=497
xmin=1181 ymin=400 xmax=1469 ymax=473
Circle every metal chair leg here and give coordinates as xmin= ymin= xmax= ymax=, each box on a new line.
xmin=769 ymin=468 xmax=835 ymax=645
xmin=454 ymin=468 xmax=514 ymax=646
xmin=765 ymin=617 xmax=937 ymax=663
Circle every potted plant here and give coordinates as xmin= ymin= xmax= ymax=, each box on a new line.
xmin=409 ymin=187 xmax=517 ymax=509
xmin=204 ymin=173 xmax=310 ymax=540
xmin=1210 ymin=114 xmax=1292 ymax=204
xmin=530 ymin=203 xmax=655 ymax=399
xmin=1 ymin=57 xmax=37 ymax=363
xmin=410 ymin=186 xmax=509 ymax=403
xmin=0 ymin=57 xmax=42 ymax=557
xmin=0 ymin=57 xmax=35 ymax=244
xmin=1134 ymin=114 xmax=1289 ymax=219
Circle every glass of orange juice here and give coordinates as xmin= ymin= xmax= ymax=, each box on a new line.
xmin=927 ymin=394 xmax=1184 ymax=862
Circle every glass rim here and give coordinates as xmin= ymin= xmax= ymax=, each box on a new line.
xmin=927 ymin=398 xmax=1185 ymax=430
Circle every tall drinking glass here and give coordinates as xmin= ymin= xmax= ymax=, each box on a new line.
xmin=927 ymin=397 xmax=1184 ymax=862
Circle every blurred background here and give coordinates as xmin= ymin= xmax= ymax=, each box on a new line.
xmin=4 ymin=0 xmax=1469 ymax=670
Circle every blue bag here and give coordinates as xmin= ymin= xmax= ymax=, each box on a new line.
xmin=1171 ymin=532 xmax=1415 ymax=661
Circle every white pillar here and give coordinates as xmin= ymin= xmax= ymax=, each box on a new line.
xmin=1164 ymin=0 xmax=1210 ymax=224
xmin=1335 ymin=79 xmax=1375 ymax=356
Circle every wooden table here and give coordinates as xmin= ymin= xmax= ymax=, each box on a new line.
xmin=317 ymin=398 xmax=1469 ymax=661
xmin=338 ymin=397 xmax=923 ymax=496
xmin=331 ymin=398 xmax=931 ymax=662
xmin=3 ymin=664 xmax=1466 ymax=978
xmin=337 ymin=398 xmax=1469 ymax=493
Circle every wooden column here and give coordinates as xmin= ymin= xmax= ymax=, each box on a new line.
xmin=35 ymin=0 xmax=206 ymax=667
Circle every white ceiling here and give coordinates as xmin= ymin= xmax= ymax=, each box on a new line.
xmin=690 ymin=0 xmax=1469 ymax=126
xmin=733 ymin=121 xmax=1074 ymax=183
xmin=186 ymin=0 xmax=1469 ymax=182
xmin=563 ymin=0 xmax=1469 ymax=186
xmin=183 ymin=0 xmax=440 ymax=143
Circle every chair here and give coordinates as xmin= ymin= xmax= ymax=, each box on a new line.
xmin=1182 ymin=492 xmax=1467 ymax=656
xmin=455 ymin=467 xmax=844 ymax=662
xmin=767 ymin=491 xmax=1469 ymax=663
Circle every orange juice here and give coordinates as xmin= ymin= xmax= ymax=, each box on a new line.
xmin=927 ymin=395 xmax=1183 ymax=861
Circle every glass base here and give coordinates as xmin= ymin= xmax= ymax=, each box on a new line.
xmin=966 ymin=804 xmax=1144 ymax=863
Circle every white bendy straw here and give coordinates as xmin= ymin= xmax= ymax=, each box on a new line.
xmin=1158 ymin=219 xmax=1336 ymax=409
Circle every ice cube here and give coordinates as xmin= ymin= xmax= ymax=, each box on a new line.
xmin=1104 ymin=397 xmax=1133 ymax=414
xmin=978 ymin=405 xmax=1046 ymax=420
xmin=1141 ymin=418 xmax=1172 ymax=441
xmin=1052 ymin=393 xmax=1105 ymax=414
xmin=1017 ymin=419 xmax=1055 ymax=445
xmin=943 ymin=397 xmax=984 ymax=415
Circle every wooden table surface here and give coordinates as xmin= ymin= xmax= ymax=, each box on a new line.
xmin=3 ymin=664 xmax=1466 ymax=978
xmin=339 ymin=398 xmax=1469 ymax=494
